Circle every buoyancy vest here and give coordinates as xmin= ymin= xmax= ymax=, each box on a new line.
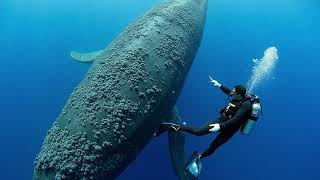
xmin=220 ymin=97 xmax=250 ymax=119
xmin=220 ymin=94 xmax=262 ymax=135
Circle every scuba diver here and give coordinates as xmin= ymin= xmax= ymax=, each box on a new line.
xmin=154 ymin=77 xmax=262 ymax=179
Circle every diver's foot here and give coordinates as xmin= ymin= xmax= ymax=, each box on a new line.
xmin=192 ymin=151 xmax=199 ymax=157
xmin=153 ymin=122 xmax=181 ymax=137
xmin=171 ymin=123 xmax=181 ymax=131
xmin=195 ymin=152 xmax=202 ymax=159
xmin=185 ymin=151 xmax=203 ymax=179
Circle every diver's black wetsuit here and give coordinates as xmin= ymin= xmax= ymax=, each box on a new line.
xmin=180 ymin=85 xmax=252 ymax=159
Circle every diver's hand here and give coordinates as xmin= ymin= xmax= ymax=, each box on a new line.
xmin=209 ymin=76 xmax=221 ymax=87
xmin=209 ymin=123 xmax=220 ymax=132
xmin=211 ymin=80 xmax=221 ymax=87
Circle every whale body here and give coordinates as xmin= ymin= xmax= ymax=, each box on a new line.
xmin=33 ymin=0 xmax=208 ymax=179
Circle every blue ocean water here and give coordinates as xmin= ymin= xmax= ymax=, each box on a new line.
xmin=1 ymin=0 xmax=319 ymax=179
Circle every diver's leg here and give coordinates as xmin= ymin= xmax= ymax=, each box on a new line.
xmin=200 ymin=127 xmax=239 ymax=159
xmin=179 ymin=118 xmax=222 ymax=136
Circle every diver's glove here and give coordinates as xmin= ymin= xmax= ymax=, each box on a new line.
xmin=209 ymin=76 xmax=222 ymax=87
xmin=209 ymin=123 xmax=220 ymax=133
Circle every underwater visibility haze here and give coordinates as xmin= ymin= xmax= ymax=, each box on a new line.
xmin=1 ymin=0 xmax=320 ymax=179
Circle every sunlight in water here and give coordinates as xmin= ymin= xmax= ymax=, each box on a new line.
xmin=247 ymin=47 xmax=279 ymax=93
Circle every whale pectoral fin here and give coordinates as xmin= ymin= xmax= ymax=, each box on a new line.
xmin=165 ymin=106 xmax=188 ymax=180
xmin=70 ymin=50 xmax=104 ymax=63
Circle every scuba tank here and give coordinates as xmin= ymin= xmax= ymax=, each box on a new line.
xmin=240 ymin=95 xmax=262 ymax=135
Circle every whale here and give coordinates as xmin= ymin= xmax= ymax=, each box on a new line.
xmin=33 ymin=0 xmax=208 ymax=179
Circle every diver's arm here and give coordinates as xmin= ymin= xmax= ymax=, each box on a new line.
xmin=219 ymin=101 xmax=251 ymax=131
xmin=220 ymin=85 xmax=233 ymax=96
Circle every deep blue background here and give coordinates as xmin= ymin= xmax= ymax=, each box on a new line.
xmin=1 ymin=0 xmax=319 ymax=179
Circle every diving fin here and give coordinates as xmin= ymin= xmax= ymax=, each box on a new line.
xmin=153 ymin=122 xmax=180 ymax=137
xmin=185 ymin=151 xmax=202 ymax=180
